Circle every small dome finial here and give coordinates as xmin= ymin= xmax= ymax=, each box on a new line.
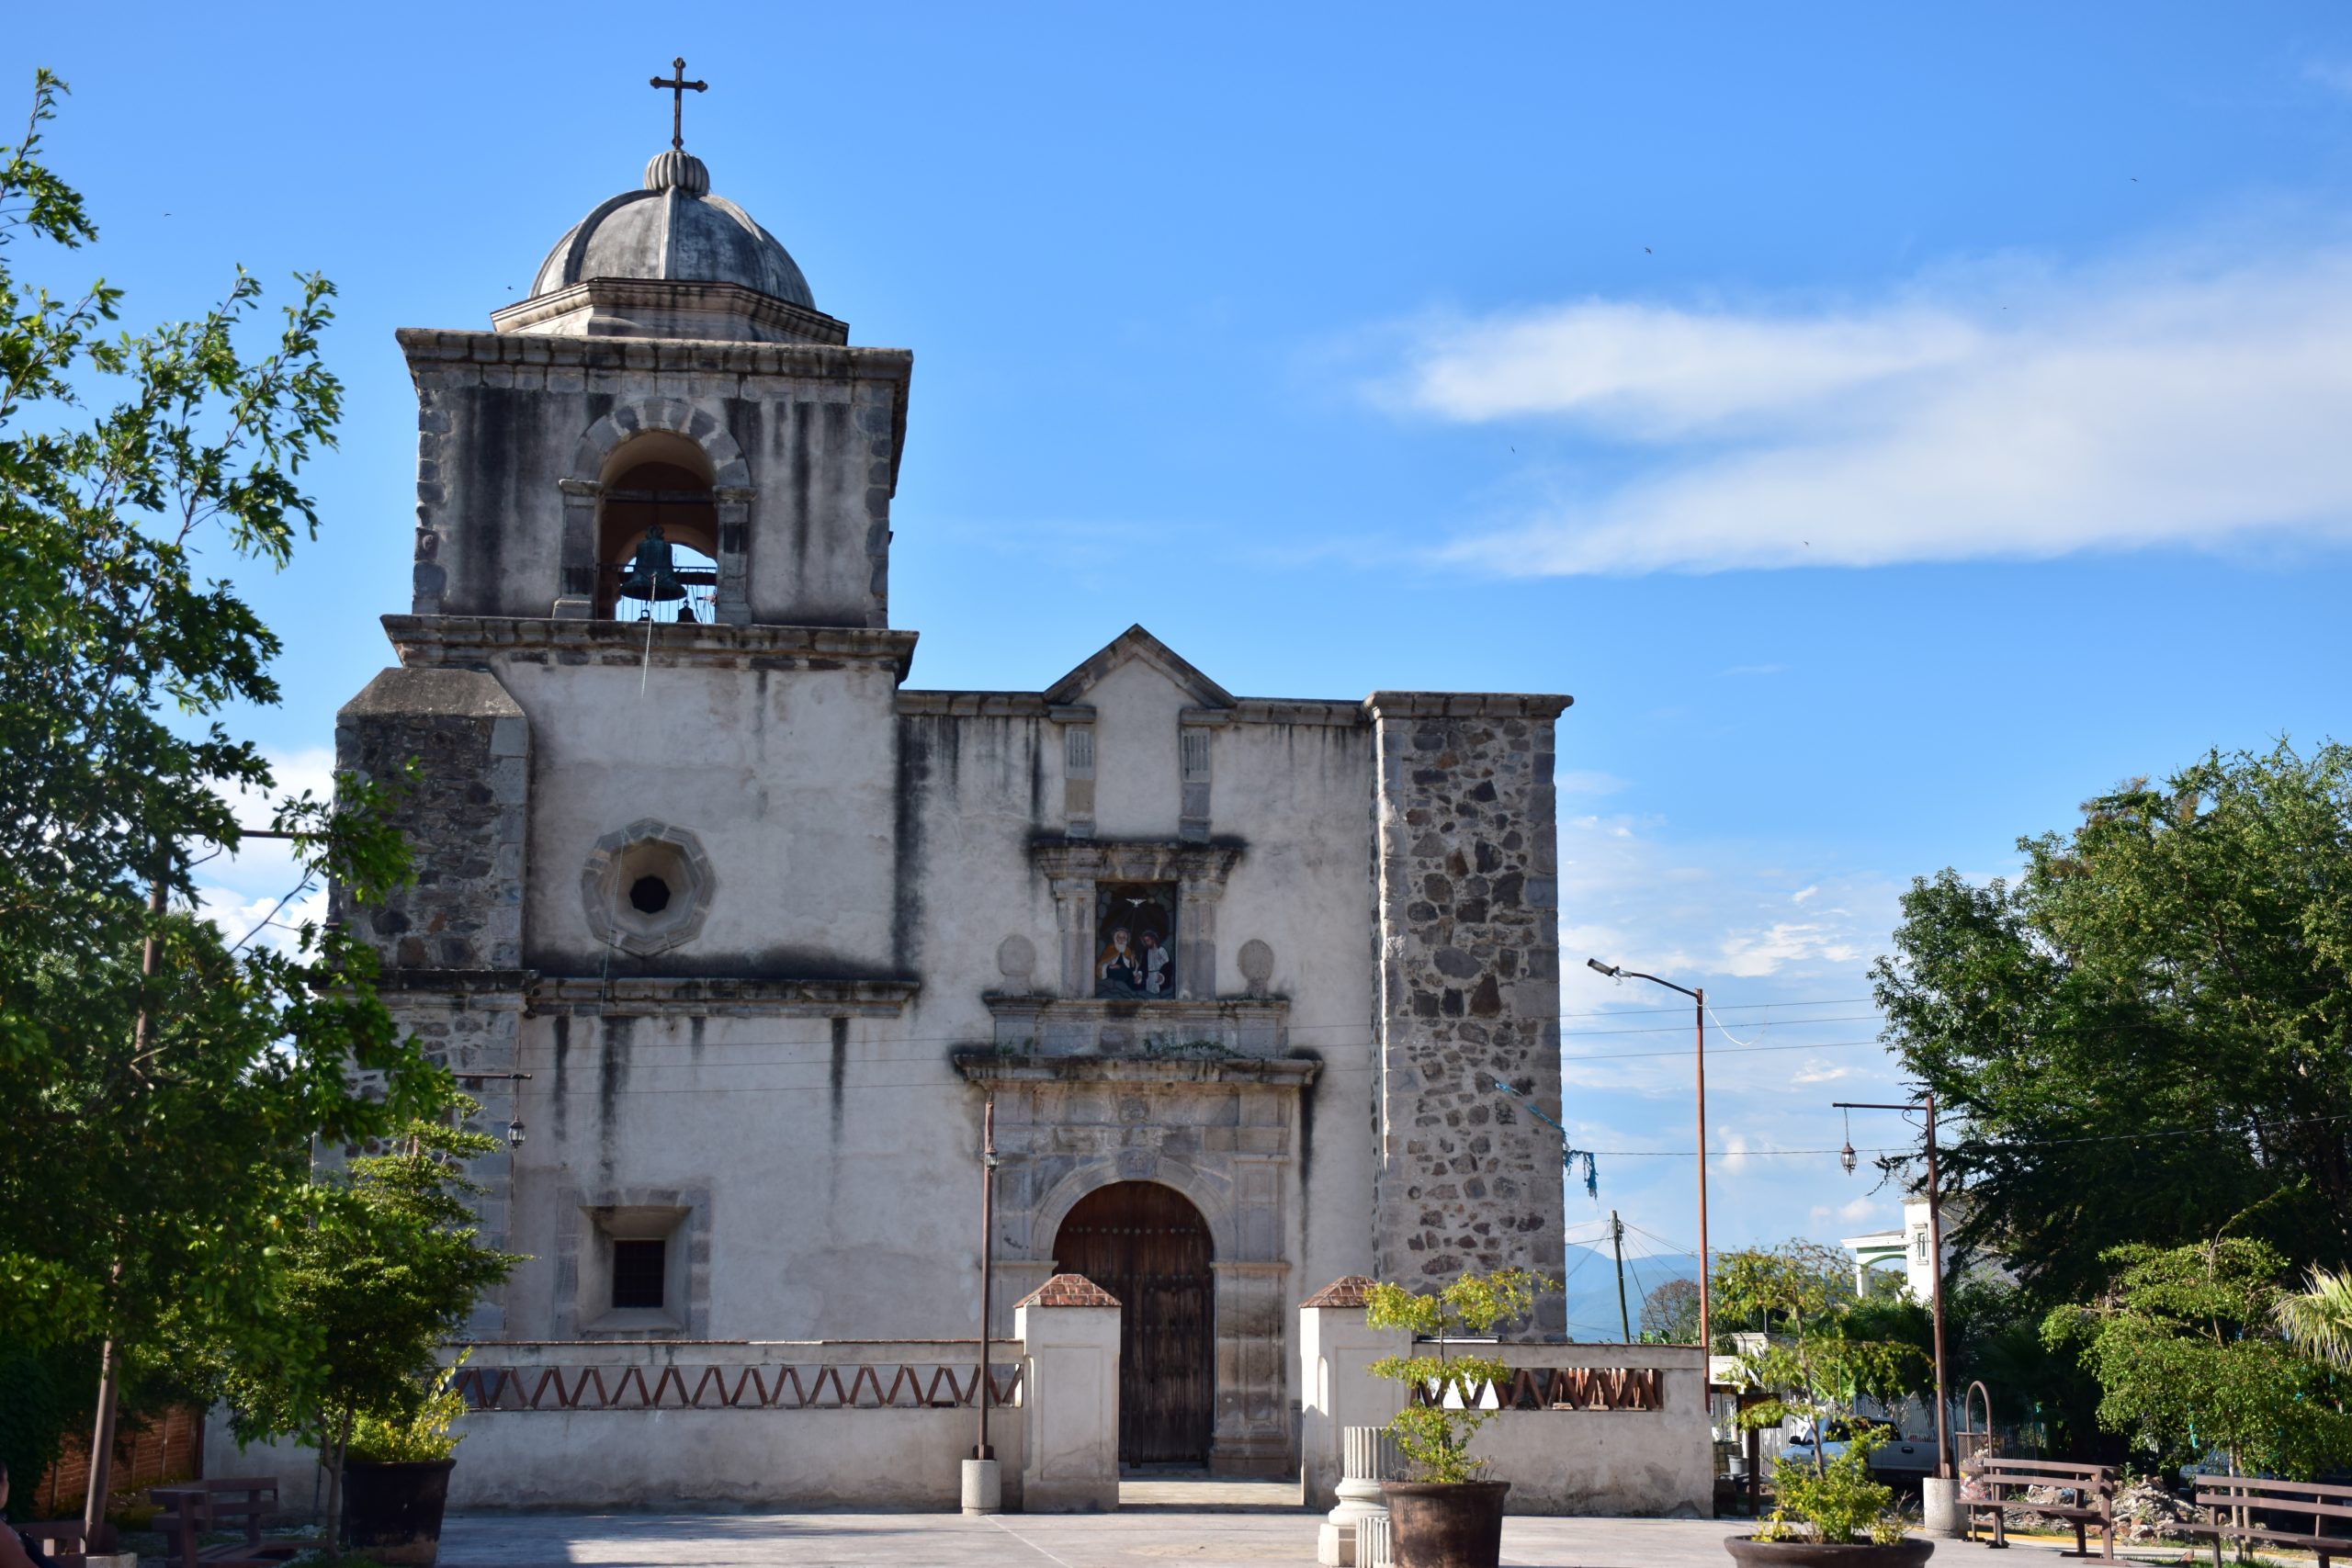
xmin=644 ymin=150 xmax=710 ymax=197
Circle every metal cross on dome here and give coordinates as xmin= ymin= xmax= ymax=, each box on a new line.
xmin=649 ymin=56 xmax=708 ymax=152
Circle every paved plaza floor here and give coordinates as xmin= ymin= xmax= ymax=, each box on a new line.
xmin=434 ymin=1480 xmax=2119 ymax=1568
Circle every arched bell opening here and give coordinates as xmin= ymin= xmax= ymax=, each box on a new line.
xmin=1052 ymin=1179 xmax=1215 ymax=1468
xmin=595 ymin=441 xmax=718 ymax=624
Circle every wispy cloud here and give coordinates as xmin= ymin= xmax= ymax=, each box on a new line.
xmin=1386 ymin=243 xmax=2352 ymax=574
xmin=1792 ymin=1058 xmax=1855 ymax=1085
xmin=1557 ymin=768 xmax=1632 ymax=796
xmin=1810 ymin=1195 xmax=1881 ymax=1226
xmin=2305 ymin=61 xmax=2352 ymax=96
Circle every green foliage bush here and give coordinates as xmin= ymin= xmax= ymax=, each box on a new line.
xmin=1755 ymin=1432 xmax=1906 ymax=1546
xmin=1365 ymin=1269 xmax=1546 ymax=1485
xmin=345 ymin=1359 xmax=471 ymax=1465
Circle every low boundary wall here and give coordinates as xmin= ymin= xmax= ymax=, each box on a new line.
xmin=446 ymin=1339 xmax=1027 ymax=1512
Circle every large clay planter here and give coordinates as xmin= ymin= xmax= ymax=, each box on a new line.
xmin=1724 ymin=1535 xmax=1935 ymax=1568
xmin=1379 ymin=1480 xmax=1510 ymax=1568
xmin=340 ymin=1458 xmax=456 ymax=1566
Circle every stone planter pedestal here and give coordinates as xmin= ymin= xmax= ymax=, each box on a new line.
xmin=1319 ymin=1426 xmax=1404 ymax=1566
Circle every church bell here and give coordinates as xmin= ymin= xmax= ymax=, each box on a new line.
xmin=616 ymin=525 xmax=688 ymax=606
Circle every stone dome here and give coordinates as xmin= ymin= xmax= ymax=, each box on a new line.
xmin=528 ymin=151 xmax=815 ymax=309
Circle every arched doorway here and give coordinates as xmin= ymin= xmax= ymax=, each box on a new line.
xmin=1053 ymin=1180 xmax=1214 ymax=1467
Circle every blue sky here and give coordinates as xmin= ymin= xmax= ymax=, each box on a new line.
xmin=17 ymin=5 xmax=2352 ymax=1326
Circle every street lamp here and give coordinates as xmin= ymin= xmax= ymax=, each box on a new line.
xmin=1833 ymin=1095 xmax=1951 ymax=1480
xmin=1586 ymin=958 xmax=1711 ymax=1361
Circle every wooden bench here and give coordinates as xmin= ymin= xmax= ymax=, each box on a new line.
xmin=15 ymin=1518 xmax=90 ymax=1568
xmin=2188 ymin=1474 xmax=2351 ymax=1568
xmin=150 ymin=1479 xmax=302 ymax=1568
xmin=1962 ymin=1454 xmax=2117 ymax=1560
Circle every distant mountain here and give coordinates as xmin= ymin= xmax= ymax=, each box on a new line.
xmin=1558 ymin=1243 xmax=1702 ymax=1343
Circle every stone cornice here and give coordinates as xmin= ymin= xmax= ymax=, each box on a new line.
xmin=1363 ymin=691 xmax=1575 ymax=721
xmin=375 ymin=967 xmax=533 ymax=998
xmin=900 ymin=692 xmax=1364 ymax=728
xmin=528 ymin=976 xmax=920 ymax=1018
xmin=898 ymin=690 xmax=1053 ymax=718
xmin=949 ymin=1049 xmax=1321 ymax=1089
xmin=486 ymin=278 xmax=851 ymax=346
xmin=395 ymin=325 xmax=911 ymax=385
xmin=385 ymin=615 xmax=919 ymax=680
xmin=1025 ymin=837 xmax=1244 ymax=885
xmin=981 ymin=994 xmax=1289 ymax=1024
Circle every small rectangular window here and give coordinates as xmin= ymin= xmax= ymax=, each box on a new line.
xmin=611 ymin=1237 xmax=667 ymax=1310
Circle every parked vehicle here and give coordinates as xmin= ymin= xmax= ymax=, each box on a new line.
xmin=1783 ymin=1417 xmax=1938 ymax=1477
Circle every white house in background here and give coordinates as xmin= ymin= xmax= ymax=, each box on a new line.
xmin=1841 ymin=1196 xmax=2012 ymax=1302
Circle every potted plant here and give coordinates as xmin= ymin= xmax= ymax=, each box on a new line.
xmin=1730 ymin=1432 xmax=1928 ymax=1568
xmin=1715 ymin=1244 xmax=1928 ymax=1568
xmin=209 ymin=1106 xmax=519 ymax=1565
xmin=339 ymin=1358 xmax=470 ymax=1566
xmin=1364 ymin=1269 xmax=1545 ymax=1568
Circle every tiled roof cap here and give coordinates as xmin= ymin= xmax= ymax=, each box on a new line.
xmin=1301 ymin=1274 xmax=1379 ymax=1308
xmin=1017 ymin=1272 xmax=1121 ymax=1309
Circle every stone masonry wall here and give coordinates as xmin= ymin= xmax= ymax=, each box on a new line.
xmin=333 ymin=667 xmax=529 ymax=974
xmin=1367 ymin=693 xmax=1571 ymax=1333
xmin=334 ymin=665 xmax=530 ymax=1337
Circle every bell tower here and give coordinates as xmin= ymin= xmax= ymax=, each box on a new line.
xmin=398 ymin=142 xmax=910 ymax=631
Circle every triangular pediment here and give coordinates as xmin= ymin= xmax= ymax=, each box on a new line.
xmin=1042 ymin=624 xmax=1235 ymax=710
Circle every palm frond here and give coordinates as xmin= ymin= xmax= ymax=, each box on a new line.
xmin=2275 ymin=1267 xmax=2352 ymax=1371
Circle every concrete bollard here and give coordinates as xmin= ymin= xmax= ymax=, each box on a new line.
xmin=961 ymin=1457 xmax=1001 ymax=1516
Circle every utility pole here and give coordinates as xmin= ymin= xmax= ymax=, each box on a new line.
xmin=1836 ymin=1095 xmax=1951 ymax=1479
xmin=1611 ymin=1210 xmax=1633 ymax=1344
xmin=1587 ymin=960 xmax=1711 ymax=1361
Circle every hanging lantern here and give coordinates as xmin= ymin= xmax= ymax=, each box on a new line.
xmin=507 ymin=1116 xmax=526 ymax=1148
xmin=1840 ymin=1140 xmax=1858 ymax=1175
xmin=616 ymin=525 xmax=687 ymax=606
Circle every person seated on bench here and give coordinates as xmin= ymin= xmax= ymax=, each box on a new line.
xmin=0 ymin=1463 xmax=57 ymax=1568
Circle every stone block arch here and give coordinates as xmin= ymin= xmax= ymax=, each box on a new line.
xmin=1030 ymin=1156 xmax=1246 ymax=1267
xmin=553 ymin=399 xmax=754 ymax=625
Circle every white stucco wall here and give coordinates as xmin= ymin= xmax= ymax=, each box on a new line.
xmin=500 ymin=656 xmax=903 ymax=976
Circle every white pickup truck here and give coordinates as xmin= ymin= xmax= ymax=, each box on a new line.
xmin=1781 ymin=1417 xmax=1939 ymax=1478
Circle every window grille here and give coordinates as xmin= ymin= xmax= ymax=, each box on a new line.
xmin=611 ymin=1237 xmax=667 ymax=1310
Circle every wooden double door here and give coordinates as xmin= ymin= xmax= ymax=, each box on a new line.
xmin=1052 ymin=1180 xmax=1215 ymax=1466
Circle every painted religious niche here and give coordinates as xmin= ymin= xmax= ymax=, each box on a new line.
xmin=1095 ymin=883 xmax=1177 ymax=999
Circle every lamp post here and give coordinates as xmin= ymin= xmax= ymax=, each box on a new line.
xmin=1833 ymin=1095 xmax=1951 ymax=1481
xmin=1585 ymin=959 xmax=1710 ymax=1361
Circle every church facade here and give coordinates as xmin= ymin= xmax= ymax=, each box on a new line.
xmin=335 ymin=139 xmax=1572 ymax=1483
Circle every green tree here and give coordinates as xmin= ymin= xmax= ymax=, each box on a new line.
xmin=202 ymin=1112 xmax=518 ymax=1556
xmin=2047 ymin=1240 xmax=2352 ymax=1479
xmin=0 ymin=70 xmax=445 ymax=1518
xmin=1714 ymin=1242 xmax=1925 ymax=1476
xmin=1637 ymin=1278 xmax=1702 ymax=1343
xmin=1874 ymin=742 xmax=2352 ymax=1300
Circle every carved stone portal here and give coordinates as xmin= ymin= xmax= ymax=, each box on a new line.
xmin=956 ymin=1055 xmax=1313 ymax=1476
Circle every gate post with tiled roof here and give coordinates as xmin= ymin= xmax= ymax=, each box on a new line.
xmin=1298 ymin=1275 xmax=1409 ymax=1512
xmin=1016 ymin=1273 xmax=1123 ymax=1513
